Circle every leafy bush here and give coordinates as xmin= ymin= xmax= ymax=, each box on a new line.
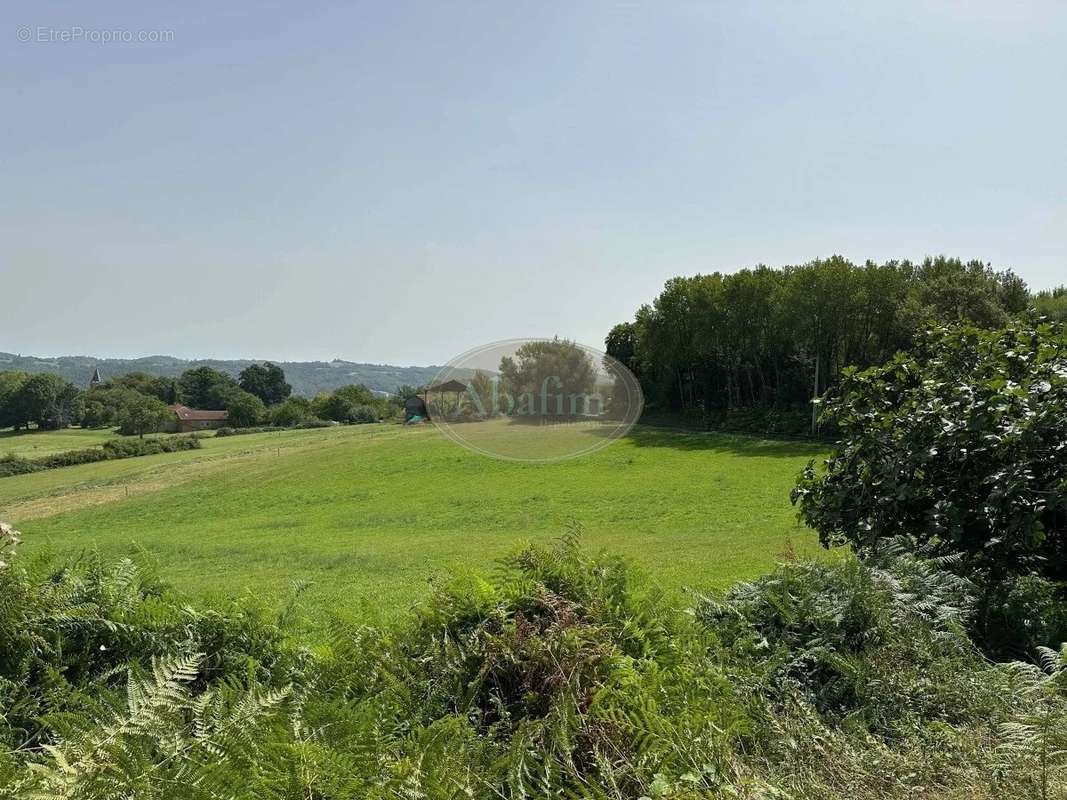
xmin=223 ymin=389 xmax=266 ymax=428
xmin=793 ymin=320 xmax=1067 ymax=652
xmin=102 ymin=435 xmax=201 ymax=457
xmin=267 ymin=397 xmax=313 ymax=427
xmin=214 ymin=419 xmax=335 ymax=437
xmin=349 ymin=404 xmax=379 ymax=424
xmin=979 ymin=576 xmax=1067 ymax=661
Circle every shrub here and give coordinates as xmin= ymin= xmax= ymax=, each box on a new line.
xmin=223 ymin=390 xmax=266 ymax=428
xmin=0 ymin=528 xmax=1063 ymax=799
xmin=793 ymin=320 xmax=1067 ymax=651
xmin=979 ymin=576 xmax=1067 ymax=660
xmin=102 ymin=435 xmax=200 ymax=457
xmin=349 ymin=404 xmax=378 ymax=424
xmin=213 ymin=419 xmax=335 ymax=437
xmin=267 ymin=397 xmax=312 ymax=427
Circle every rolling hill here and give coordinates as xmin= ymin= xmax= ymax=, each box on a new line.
xmin=0 ymin=352 xmax=449 ymax=397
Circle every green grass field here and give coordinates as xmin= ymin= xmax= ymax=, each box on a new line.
xmin=0 ymin=424 xmax=827 ymax=619
xmin=0 ymin=426 xmax=122 ymax=457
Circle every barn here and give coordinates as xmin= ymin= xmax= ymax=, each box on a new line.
xmin=167 ymin=404 xmax=229 ymax=433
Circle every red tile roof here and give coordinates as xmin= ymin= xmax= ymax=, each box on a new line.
xmin=168 ymin=403 xmax=228 ymax=421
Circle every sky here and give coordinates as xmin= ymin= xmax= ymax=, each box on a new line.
xmin=2 ymin=1 xmax=1065 ymax=366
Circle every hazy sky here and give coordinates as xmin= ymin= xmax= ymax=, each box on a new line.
xmin=3 ymin=1 xmax=1065 ymax=365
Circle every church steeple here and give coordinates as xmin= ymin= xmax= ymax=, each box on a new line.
xmin=89 ymin=368 xmax=103 ymax=388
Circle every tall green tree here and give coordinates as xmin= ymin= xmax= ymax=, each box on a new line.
xmin=225 ymin=391 xmax=266 ymax=428
xmin=498 ymin=338 xmax=597 ymax=415
xmin=11 ymin=373 xmax=80 ymax=430
xmin=178 ymin=367 xmax=239 ymax=409
xmin=116 ymin=395 xmax=173 ymax=438
xmin=0 ymin=371 xmax=30 ymax=429
xmin=238 ymin=362 xmax=292 ymax=405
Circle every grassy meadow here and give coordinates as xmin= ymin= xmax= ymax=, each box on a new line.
xmin=0 ymin=426 xmax=121 ymax=457
xmin=0 ymin=423 xmax=827 ymax=619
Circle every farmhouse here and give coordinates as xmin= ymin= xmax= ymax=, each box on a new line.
xmin=167 ymin=403 xmax=228 ymax=433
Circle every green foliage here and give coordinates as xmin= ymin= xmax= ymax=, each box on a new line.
xmin=700 ymin=545 xmax=994 ymax=730
xmin=0 ymin=436 xmax=201 ymax=478
xmin=793 ymin=320 xmax=1067 ymax=655
xmin=616 ymin=256 xmax=1032 ymax=429
xmin=996 ymin=645 xmax=1067 ymax=800
xmin=1033 ymin=285 xmax=1067 ymax=323
xmin=792 ymin=319 xmax=1067 ymax=653
xmin=266 ymin=396 xmax=313 ymax=426
xmin=0 ymin=524 xmax=1063 ymax=799
xmin=238 ymin=362 xmax=292 ymax=405
xmin=101 ymin=437 xmax=202 ymax=458
xmin=115 ymin=395 xmax=172 ymax=438
xmin=222 ymin=390 xmax=265 ymax=428
xmin=0 ymin=528 xmax=1062 ymax=798
xmin=697 ymin=547 xmax=1064 ymax=797
xmin=349 ymin=404 xmax=378 ymax=424
xmin=311 ymin=384 xmax=392 ymax=423
xmin=177 ymin=367 xmax=238 ymax=409
xmin=0 ymin=372 xmax=31 ymax=430
xmin=6 ymin=373 xmax=81 ymax=430
xmin=78 ymin=386 xmax=136 ymax=429
xmin=105 ymin=372 xmax=179 ymax=404
xmin=393 ymin=384 xmax=422 ymax=403
xmin=497 ymin=338 xmax=598 ymax=415
xmin=214 ymin=419 xmax=334 ymax=437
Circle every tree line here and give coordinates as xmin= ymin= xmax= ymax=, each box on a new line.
xmin=0 ymin=361 xmax=403 ymax=436
xmin=605 ymin=255 xmax=1062 ymax=431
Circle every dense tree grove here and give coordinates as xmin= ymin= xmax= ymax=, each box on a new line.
xmin=0 ymin=362 xmax=398 ymax=436
xmin=608 ymin=256 xmax=1032 ymax=429
xmin=0 ymin=373 xmax=81 ymax=430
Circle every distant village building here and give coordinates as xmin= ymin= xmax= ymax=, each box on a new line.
xmin=88 ymin=368 xmax=103 ymax=388
xmin=167 ymin=404 xmax=228 ymax=433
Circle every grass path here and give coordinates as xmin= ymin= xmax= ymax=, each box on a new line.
xmin=2 ymin=424 xmax=827 ymax=618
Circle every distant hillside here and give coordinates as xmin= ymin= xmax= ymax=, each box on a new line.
xmin=0 ymin=352 xmax=451 ymax=397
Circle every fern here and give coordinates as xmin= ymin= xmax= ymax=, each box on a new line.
xmin=997 ymin=645 xmax=1067 ymax=800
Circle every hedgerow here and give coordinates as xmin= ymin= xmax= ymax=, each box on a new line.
xmin=213 ymin=419 xmax=336 ymax=437
xmin=0 ymin=522 xmax=1062 ymax=799
xmin=0 ymin=435 xmax=202 ymax=478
